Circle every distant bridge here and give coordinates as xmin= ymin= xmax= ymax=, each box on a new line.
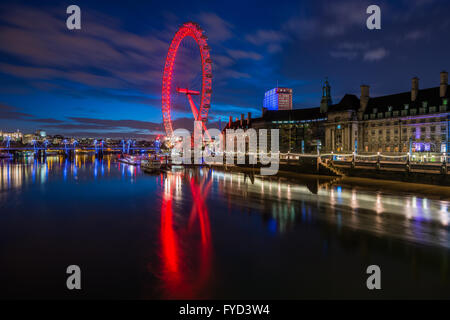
xmin=0 ymin=138 xmax=159 ymax=158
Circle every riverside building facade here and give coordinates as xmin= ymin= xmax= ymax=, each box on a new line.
xmin=225 ymin=71 xmax=449 ymax=155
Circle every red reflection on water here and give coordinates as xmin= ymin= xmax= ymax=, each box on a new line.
xmin=158 ymin=172 xmax=213 ymax=299
xmin=160 ymin=183 xmax=179 ymax=279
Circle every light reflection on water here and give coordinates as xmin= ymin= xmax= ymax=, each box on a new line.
xmin=1 ymin=155 xmax=450 ymax=299
xmin=210 ymin=172 xmax=450 ymax=250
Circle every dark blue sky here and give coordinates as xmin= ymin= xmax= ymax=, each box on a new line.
xmin=0 ymin=0 xmax=449 ymax=138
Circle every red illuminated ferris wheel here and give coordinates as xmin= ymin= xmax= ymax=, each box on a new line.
xmin=162 ymin=22 xmax=212 ymax=137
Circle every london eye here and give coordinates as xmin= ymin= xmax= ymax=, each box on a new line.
xmin=161 ymin=22 xmax=212 ymax=137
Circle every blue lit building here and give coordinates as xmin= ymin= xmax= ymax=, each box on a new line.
xmin=263 ymin=87 xmax=293 ymax=111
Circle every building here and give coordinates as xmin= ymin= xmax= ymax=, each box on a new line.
xmin=325 ymin=71 xmax=449 ymax=154
xmin=35 ymin=130 xmax=46 ymax=138
xmin=263 ymin=87 xmax=293 ymax=111
xmin=22 ymin=134 xmax=36 ymax=144
xmin=0 ymin=130 xmax=23 ymax=142
xmin=225 ymin=71 xmax=449 ymax=156
xmin=226 ymin=109 xmax=326 ymax=153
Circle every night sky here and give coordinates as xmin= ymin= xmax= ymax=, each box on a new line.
xmin=0 ymin=0 xmax=449 ymax=139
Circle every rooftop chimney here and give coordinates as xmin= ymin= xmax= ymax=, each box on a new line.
xmin=411 ymin=77 xmax=419 ymax=101
xmin=441 ymin=71 xmax=448 ymax=98
xmin=360 ymin=85 xmax=370 ymax=112
xmin=247 ymin=112 xmax=251 ymax=126
xmin=229 ymin=116 xmax=232 ymax=127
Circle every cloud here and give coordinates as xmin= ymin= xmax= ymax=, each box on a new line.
xmin=245 ymin=29 xmax=288 ymax=56
xmin=246 ymin=30 xmax=287 ymax=46
xmin=404 ymin=30 xmax=428 ymax=40
xmin=363 ymin=48 xmax=389 ymax=61
xmin=0 ymin=103 xmax=34 ymax=120
xmin=227 ymin=49 xmax=263 ymax=60
xmin=67 ymin=117 xmax=162 ymax=132
xmin=284 ymin=1 xmax=369 ymax=39
xmin=221 ymin=70 xmax=251 ymax=79
xmin=330 ymin=51 xmax=358 ymax=60
xmin=322 ymin=1 xmax=368 ymax=36
xmin=0 ymin=5 xmax=168 ymax=93
xmin=52 ymin=131 xmax=156 ymax=139
xmin=284 ymin=17 xmax=320 ymax=39
xmin=0 ymin=102 xmax=164 ymax=137
xmin=197 ymin=13 xmax=233 ymax=42
xmin=337 ymin=42 xmax=370 ymax=50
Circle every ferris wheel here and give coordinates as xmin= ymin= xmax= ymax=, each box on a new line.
xmin=161 ymin=22 xmax=212 ymax=137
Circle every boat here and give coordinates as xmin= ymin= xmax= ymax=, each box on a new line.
xmin=117 ymin=155 xmax=141 ymax=166
xmin=142 ymin=156 xmax=171 ymax=174
xmin=0 ymin=152 xmax=12 ymax=159
xmin=142 ymin=160 xmax=162 ymax=174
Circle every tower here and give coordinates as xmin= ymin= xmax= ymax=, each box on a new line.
xmin=320 ymin=78 xmax=332 ymax=113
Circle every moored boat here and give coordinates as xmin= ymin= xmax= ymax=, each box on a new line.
xmin=117 ymin=155 xmax=141 ymax=166
xmin=0 ymin=152 xmax=12 ymax=159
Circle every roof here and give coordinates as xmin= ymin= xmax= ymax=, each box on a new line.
xmin=365 ymin=86 xmax=448 ymax=114
xmin=328 ymin=94 xmax=360 ymax=112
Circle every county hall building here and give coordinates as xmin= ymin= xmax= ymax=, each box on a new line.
xmin=224 ymin=71 xmax=449 ymax=155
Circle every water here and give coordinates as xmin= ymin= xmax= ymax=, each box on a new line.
xmin=1 ymin=155 xmax=450 ymax=299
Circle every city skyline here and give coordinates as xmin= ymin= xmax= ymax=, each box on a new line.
xmin=1 ymin=0 xmax=450 ymax=139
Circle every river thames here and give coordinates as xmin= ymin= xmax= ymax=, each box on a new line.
xmin=1 ymin=155 xmax=450 ymax=299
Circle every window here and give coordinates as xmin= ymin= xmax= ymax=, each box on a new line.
xmin=388 ymin=106 xmax=393 ymax=112
xmin=402 ymin=128 xmax=407 ymax=134
xmin=404 ymin=104 xmax=409 ymax=110
xmin=444 ymin=99 xmax=448 ymax=106
xmin=431 ymin=126 xmax=436 ymax=132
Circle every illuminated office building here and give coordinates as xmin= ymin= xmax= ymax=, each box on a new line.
xmin=263 ymin=87 xmax=293 ymax=111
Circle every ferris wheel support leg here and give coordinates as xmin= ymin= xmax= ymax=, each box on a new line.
xmin=187 ymin=94 xmax=199 ymax=120
xmin=187 ymin=94 xmax=212 ymax=141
